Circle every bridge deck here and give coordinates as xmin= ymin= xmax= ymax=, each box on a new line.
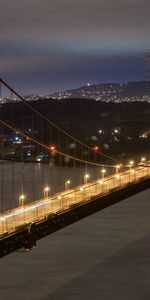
xmin=0 ymin=165 xmax=149 ymax=236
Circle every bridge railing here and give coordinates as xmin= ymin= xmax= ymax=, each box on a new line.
xmin=0 ymin=165 xmax=149 ymax=236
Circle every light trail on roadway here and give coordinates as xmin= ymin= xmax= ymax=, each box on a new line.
xmin=0 ymin=164 xmax=149 ymax=236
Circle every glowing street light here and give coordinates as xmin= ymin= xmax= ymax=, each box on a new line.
xmin=84 ymin=174 xmax=90 ymax=184
xmin=114 ymin=129 xmax=119 ymax=134
xmin=129 ymin=160 xmax=134 ymax=171
xmin=44 ymin=186 xmax=50 ymax=198
xmin=65 ymin=180 xmax=71 ymax=190
xmin=141 ymin=157 xmax=146 ymax=163
xmin=98 ymin=129 xmax=103 ymax=134
xmin=101 ymin=169 xmax=106 ymax=179
xmin=129 ymin=160 xmax=134 ymax=166
xmin=19 ymin=194 xmax=25 ymax=206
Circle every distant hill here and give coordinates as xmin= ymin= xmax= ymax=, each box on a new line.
xmin=51 ymin=81 xmax=150 ymax=102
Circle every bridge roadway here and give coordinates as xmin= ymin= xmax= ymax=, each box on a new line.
xmin=0 ymin=165 xmax=149 ymax=236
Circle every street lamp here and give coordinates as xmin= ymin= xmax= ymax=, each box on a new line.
xmin=129 ymin=160 xmax=134 ymax=171
xmin=58 ymin=196 xmax=63 ymax=209
xmin=99 ymin=180 xmax=103 ymax=192
xmin=116 ymin=174 xmax=121 ymax=185
xmin=19 ymin=194 xmax=25 ymax=207
xmin=79 ymin=187 xmax=84 ymax=200
xmin=131 ymin=169 xmax=136 ymax=180
xmin=101 ymin=169 xmax=106 ymax=179
xmin=128 ymin=161 xmax=134 ymax=182
xmin=65 ymin=180 xmax=71 ymax=190
xmin=129 ymin=160 xmax=134 ymax=167
xmin=115 ymin=164 xmax=121 ymax=174
xmin=141 ymin=157 xmax=146 ymax=163
xmin=44 ymin=186 xmax=50 ymax=198
xmin=140 ymin=157 xmax=146 ymax=176
xmin=0 ymin=217 xmax=6 ymax=233
xmin=84 ymin=174 xmax=90 ymax=184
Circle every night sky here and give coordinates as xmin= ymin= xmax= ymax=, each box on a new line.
xmin=1 ymin=0 xmax=150 ymax=94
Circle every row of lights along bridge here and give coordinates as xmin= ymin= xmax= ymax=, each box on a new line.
xmin=18 ymin=157 xmax=147 ymax=207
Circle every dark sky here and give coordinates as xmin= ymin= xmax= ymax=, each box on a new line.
xmin=0 ymin=0 xmax=150 ymax=94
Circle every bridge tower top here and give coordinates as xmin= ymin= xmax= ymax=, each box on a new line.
xmin=145 ymin=48 xmax=150 ymax=81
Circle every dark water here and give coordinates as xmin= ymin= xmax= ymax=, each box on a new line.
xmin=0 ymin=187 xmax=149 ymax=300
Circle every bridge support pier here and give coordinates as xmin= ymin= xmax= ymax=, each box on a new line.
xmin=24 ymin=224 xmax=37 ymax=251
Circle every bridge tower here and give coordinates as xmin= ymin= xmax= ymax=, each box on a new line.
xmin=145 ymin=48 xmax=150 ymax=81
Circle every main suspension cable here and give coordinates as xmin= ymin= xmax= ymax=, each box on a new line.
xmin=0 ymin=118 xmax=118 ymax=168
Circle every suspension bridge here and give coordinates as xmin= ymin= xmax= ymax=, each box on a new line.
xmin=0 ymin=78 xmax=149 ymax=258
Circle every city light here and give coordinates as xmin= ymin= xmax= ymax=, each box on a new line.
xmin=37 ymin=158 xmax=42 ymax=162
xmin=114 ymin=129 xmax=119 ymax=134
xmin=50 ymin=145 xmax=56 ymax=151
xmin=98 ymin=129 xmax=103 ymax=134
xmin=92 ymin=146 xmax=99 ymax=151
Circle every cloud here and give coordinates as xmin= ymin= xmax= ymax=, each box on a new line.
xmin=0 ymin=0 xmax=149 ymax=93
xmin=1 ymin=45 xmax=144 ymax=94
xmin=1 ymin=0 xmax=150 ymax=40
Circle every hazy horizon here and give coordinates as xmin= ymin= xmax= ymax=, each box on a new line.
xmin=1 ymin=0 xmax=150 ymax=94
